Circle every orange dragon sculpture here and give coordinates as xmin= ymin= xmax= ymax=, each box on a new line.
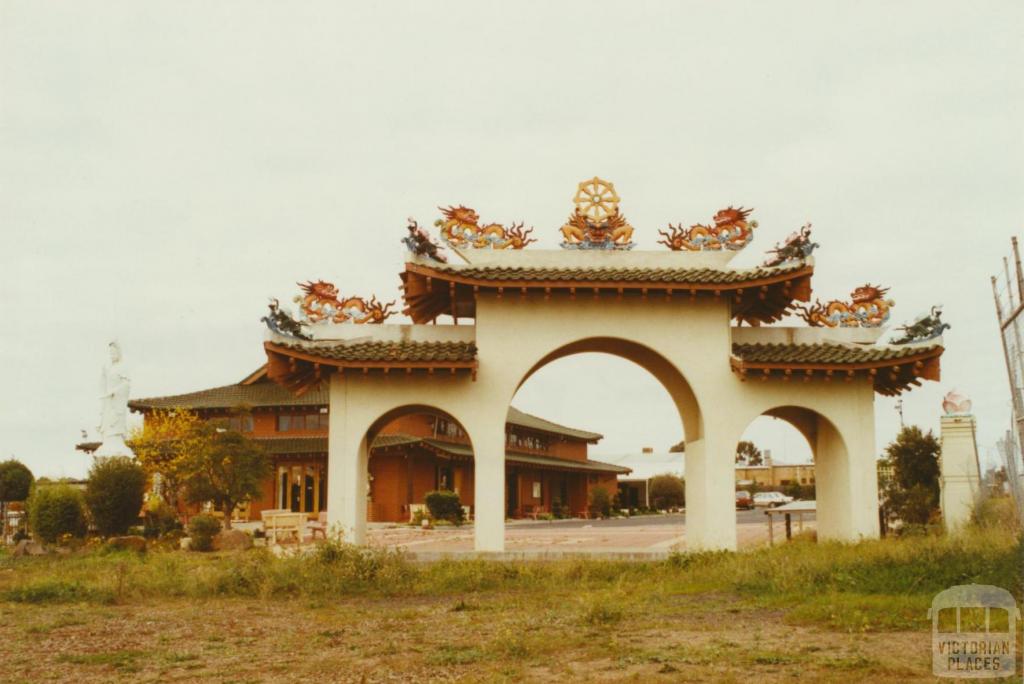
xmin=658 ymin=206 xmax=758 ymax=251
xmin=559 ymin=208 xmax=635 ymax=249
xmin=435 ymin=205 xmax=536 ymax=250
xmin=795 ymin=284 xmax=894 ymax=328
xmin=294 ymin=280 xmax=396 ymax=324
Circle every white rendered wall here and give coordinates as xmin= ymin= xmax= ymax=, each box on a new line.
xmin=939 ymin=414 xmax=982 ymax=533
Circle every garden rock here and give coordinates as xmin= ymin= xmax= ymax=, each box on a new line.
xmin=213 ymin=529 xmax=253 ymax=551
xmin=107 ymin=535 xmax=147 ymax=553
xmin=11 ymin=539 xmax=46 ymax=557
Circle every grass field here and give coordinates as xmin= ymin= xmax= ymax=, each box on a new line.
xmin=0 ymin=501 xmax=1020 ymax=683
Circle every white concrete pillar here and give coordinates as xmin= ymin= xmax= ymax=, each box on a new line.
xmin=815 ymin=413 xmax=880 ymax=542
xmin=684 ymin=433 xmax=737 ymax=551
xmin=472 ymin=427 xmax=506 ymax=552
xmin=939 ymin=414 xmax=981 ymax=533
xmin=326 ymin=374 xmax=369 ymax=544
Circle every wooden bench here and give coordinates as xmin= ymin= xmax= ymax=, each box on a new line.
xmin=308 ymin=512 xmax=328 ymax=540
xmin=261 ymin=509 xmax=303 ymax=545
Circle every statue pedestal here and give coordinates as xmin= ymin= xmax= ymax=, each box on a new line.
xmin=939 ymin=414 xmax=981 ymax=533
xmin=94 ymin=436 xmax=134 ymax=458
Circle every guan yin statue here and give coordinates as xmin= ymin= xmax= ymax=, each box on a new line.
xmin=95 ymin=341 xmax=134 ymax=457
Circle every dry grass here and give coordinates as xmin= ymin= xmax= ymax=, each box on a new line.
xmin=0 ymin=498 xmax=1019 ymax=682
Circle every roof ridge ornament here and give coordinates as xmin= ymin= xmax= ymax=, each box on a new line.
xmin=794 ymin=284 xmax=894 ymax=328
xmin=403 ymin=218 xmax=448 ymax=263
xmin=659 ymin=206 xmax=757 ymax=251
xmin=435 ymin=206 xmax=536 ymax=250
xmin=294 ymin=280 xmax=396 ymax=324
xmin=891 ymin=305 xmax=950 ymax=344
xmin=763 ymin=223 xmax=819 ymax=267
xmin=261 ymin=298 xmax=312 ymax=340
xmin=560 ymin=177 xmax=636 ymax=250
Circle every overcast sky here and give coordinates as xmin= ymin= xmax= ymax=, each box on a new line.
xmin=2 ymin=2 xmax=1021 ymax=479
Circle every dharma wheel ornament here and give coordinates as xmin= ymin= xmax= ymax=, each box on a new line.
xmin=559 ymin=177 xmax=635 ymax=250
xmin=435 ymin=205 xmax=536 ymax=249
xmin=658 ymin=206 xmax=758 ymax=251
xmin=795 ymin=284 xmax=894 ymax=328
xmin=293 ymin=281 xmax=396 ymax=324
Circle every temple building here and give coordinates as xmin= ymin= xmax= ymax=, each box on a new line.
xmin=127 ymin=366 xmax=627 ymax=522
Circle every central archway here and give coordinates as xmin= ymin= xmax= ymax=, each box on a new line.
xmin=505 ymin=336 xmax=704 ymax=550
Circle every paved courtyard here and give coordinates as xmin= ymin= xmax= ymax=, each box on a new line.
xmin=366 ymin=510 xmax=817 ymax=553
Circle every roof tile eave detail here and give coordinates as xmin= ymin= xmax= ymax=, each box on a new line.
xmin=731 ymin=341 xmax=944 ymax=367
xmin=269 ymin=339 xmax=478 ymax=364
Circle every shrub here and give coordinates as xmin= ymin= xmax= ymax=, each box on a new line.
xmin=142 ymin=495 xmax=182 ymax=538
xmin=649 ymin=474 xmax=685 ymax=510
xmin=0 ymin=460 xmax=34 ymax=504
xmin=424 ymin=490 xmax=464 ymax=525
xmin=85 ymin=457 xmax=147 ymax=537
xmin=588 ymin=486 xmax=613 ymax=519
xmin=187 ymin=514 xmax=221 ymax=552
xmin=28 ymin=485 xmax=87 ymax=543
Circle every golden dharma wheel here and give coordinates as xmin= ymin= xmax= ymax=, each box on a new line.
xmin=573 ymin=177 xmax=620 ymax=222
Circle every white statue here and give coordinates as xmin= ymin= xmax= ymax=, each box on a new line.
xmin=95 ymin=341 xmax=134 ymax=457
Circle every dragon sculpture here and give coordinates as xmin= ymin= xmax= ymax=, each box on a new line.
xmin=261 ymin=298 xmax=311 ymax=340
xmin=559 ymin=176 xmax=635 ymax=250
xmin=658 ymin=207 xmax=758 ymax=251
xmin=403 ymin=218 xmax=447 ymax=263
xmin=763 ymin=223 xmax=819 ymax=267
xmin=559 ymin=207 xmax=635 ymax=250
xmin=435 ymin=205 xmax=536 ymax=249
xmin=891 ymin=306 xmax=950 ymax=344
xmin=795 ymin=284 xmax=895 ymax=328
xmin=294 ymin=280 xmax=396 ymax=324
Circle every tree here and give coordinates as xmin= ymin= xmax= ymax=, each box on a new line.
xmin=588 ymin=486 xmax=614 ymax=518
xmin=28 ymin=484 xmax=87 ymax=543
xmin=182 ymin=425 xmax=270 ymax=529
xmin=130 ymin=409 xmax=206 ymax=508
xmin=736 ymin=440 xmax=763 ymax=465
xmin=882 ymin=425 xmax=941 ymax=526
xmin=85 ymin=456 xmax=147 ymax=536
xmin=649 ymin=474 xmax=685 ymax=510
xmin=0 ymin=460 xmax=34 ymax=532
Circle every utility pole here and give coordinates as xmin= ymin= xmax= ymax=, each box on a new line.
xmin=895 ymin=399 xmax=904 ymax=429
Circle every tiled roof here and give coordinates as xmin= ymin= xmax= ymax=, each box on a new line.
xmin=506 ymin=452 xmax=632 ymax=474
xmin=130 ymin=381 xmax=328 ymax=411
xmin=507 ymin=407 xmax=602 ymax=442
xmin=731 ymin=342 xmax=943 ymax=366
xmin=272 ymin=340 xmax=477 ymax=363
xmin=423 ymin=261 xmax=806 ymax=285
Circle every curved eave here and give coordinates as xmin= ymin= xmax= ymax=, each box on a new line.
xmin=400 ymin=261 xmax=814 ymax=325
xmin=729 ymin=344 xmax=944 ymax=396
xmin=264 ymin=341 xmax=478 ymax=395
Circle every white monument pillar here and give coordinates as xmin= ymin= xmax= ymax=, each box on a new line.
xmin=95 ymin=340 xmax=135 ymax=457
xmin=939 ymin=391 xmax=982 ymax=533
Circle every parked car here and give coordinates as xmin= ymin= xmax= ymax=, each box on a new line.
xmin=735 ymin=490 xmax=754 ymax=510
xmin=753 ymin=491 xmax=794 ymax=508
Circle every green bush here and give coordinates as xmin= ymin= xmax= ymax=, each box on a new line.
xmin=588 ymin=486 xmax=613 ymax=519
xmin=425 ymin=490 xmax=464 ymax=525
xmin=0 ymin=460 xmax=34 ymax=503
xmin=28 ymin=484 xmax=87 ymax=543
xmin=187 ymin=514 xmax=221 ymax=552
xmin=143 ymin=495 xmax=182 ymax=538
xmin=85 ymin=457 xmax=147 ymax=537
xmin=649 ymin=474 xmax=685 ymax=510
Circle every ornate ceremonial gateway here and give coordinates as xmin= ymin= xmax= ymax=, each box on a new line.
xmin=559 ymin=177 xmax=635 ymax=250
xmin=435 ymin=206 xmax=535 ymax=249
xmin=295 ymin=281 xmax=396 ymax=324
xmin=763 ymin=223 xmax=819 ymax=267
xmin=892 ymin=305 xmax=950 ymax=344
xmin=795 ymin=284 xmax=894 ymax=328
xmin=658 ymin=206 xmax=757 ymax=251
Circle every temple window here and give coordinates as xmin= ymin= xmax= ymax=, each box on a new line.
xmin=228 ymin=415 xmax=254 ymax=433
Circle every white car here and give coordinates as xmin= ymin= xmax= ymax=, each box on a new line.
xmin=752 ymin=491 xmax=794 ymax=508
